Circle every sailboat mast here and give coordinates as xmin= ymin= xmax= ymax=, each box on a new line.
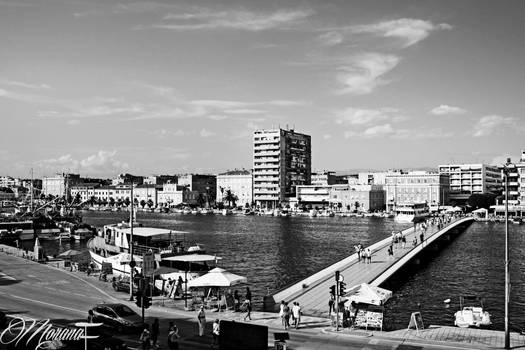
xmin=30 ymin=168 xmax=34 ymax=212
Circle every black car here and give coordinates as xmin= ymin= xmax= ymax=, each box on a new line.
xmin=90 ymin=303 xmax=143 ymax=333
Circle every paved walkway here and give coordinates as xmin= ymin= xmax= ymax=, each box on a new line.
xmin=272 ymin=216 xmax=472 ymax=318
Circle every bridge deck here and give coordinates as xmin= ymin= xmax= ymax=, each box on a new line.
xmin=270 ymin=216 xmax=474 ymax=318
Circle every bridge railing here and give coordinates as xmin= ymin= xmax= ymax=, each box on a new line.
xmin=269 ymin=224 xmax=417 ymax=306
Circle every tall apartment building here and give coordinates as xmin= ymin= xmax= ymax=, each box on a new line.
xmin=385 ymin=172 xmax=450 ymax=211
xmin=216 ymin=170 xmax=253 ymax=207
xmin=518 ymin=150 xmax=525 ymax=205
xmin=438 ymin=164 xmax=501 ymax=204
xmin=253 ymin=128 xmax=311 ymax=208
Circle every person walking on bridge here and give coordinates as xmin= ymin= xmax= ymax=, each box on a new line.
xmin=366 ymin=248 xmax=372 ymax=263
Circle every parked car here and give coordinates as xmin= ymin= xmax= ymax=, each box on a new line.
xmin=112 ymin=278 xmax=161 ymax=296
xmin=90 ymin=303 xmax=143 ymax=333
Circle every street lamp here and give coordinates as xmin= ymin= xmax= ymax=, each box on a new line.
xmin=129 ymin=182 xmax=135 ymax=301
xmin=500 ymin=158 xmax=511 ymax=349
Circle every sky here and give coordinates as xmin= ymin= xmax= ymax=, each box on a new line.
xmin=1 ymin=0 xmax=524 ymax=178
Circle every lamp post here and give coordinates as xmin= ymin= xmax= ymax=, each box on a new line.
xmin=129 ymin=182 xmax=135 ymax=301
xmin=501 ymin=159 xmax=511 ymax=349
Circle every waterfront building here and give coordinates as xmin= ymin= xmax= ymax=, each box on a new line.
xmin=311 ymin=171 xmax=347 ymax=186
xmin=358 ymin=170 xmax=404 ymax=185
xmin=178 ymin=174 xmax=216 ymax=205
xmin=144 ymin=175 xmax=178 ymax=185
xmin=42 ymin=173 xmax=81 ymax=198
xmin=0 ymin=176 xmax=21 ymax=188
xmin=385 ymin=172 xmax=450 ymax=211
xmin=70 ymin=183 xmax=100 ymax=203
xmin=294 ymin=185 xmax=331 ymax=208
xmin=133 ymin=184 xmax=161 ymax=207
xmin=491 ymin=150 xmax=525 ymax=216
xmin=111 ymin=173 xmax=144 ymax=186
xmin=330 ymin=184 xmax=385 ymax=212
xmin=0 ymin=187 xmax=15 ymax=202
xmin=438 ymin=164 xmax=501 ymax=204
xmin=253 ymin=128 xmax=311 ymax=208
xmin=216 ymin=170 xmax=253 ymax=207
xmin=158 ymin=182 xmax=199 ymax=207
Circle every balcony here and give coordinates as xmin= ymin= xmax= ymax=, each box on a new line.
xmin=254 ymin=144 xmax=280 ymax=151
xmin=254 ymin=163 xmax=279 ymax=169
xmin=254 ymin=138 xmax=279 ymax=144
xmin=254 ymin=150 xmax=280 ymax=157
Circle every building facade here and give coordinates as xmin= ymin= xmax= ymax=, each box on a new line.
xmin=133 ymin=184 xmax=160 ymax=207
xmin=253 ymin=128 xmax=311 ymax=208
xmin=42 ymin=173 xmax=81 ymax=198
xmin=216 ymin=170 xmax=253 ymax=207
xmin=178 ymin=174 xmax=216 ymax=205
xmin=330 ymin=184 xmax=385 ymax=212
xmin=144 ymin=175 xmax=178 ymax=186
xmin=385 ymin=172 xmax=450 ymax=211
xmin=438 ymin=164 xmax=501 ymax=204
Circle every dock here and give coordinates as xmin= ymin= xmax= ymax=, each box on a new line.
xmin=265 ymin=216 xmax=475 ymax=317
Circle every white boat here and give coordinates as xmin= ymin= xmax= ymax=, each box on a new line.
xmin=394 ymin=203 xmax=430 ymax=223
xmin=200 ymin=209 xmax=210 ymax=215
xmin=510 ymin=217 xmax=522 ymax=225
xmin=190 ymin=209 xmax=199 ymax=215
xmin=454 ymin=296 xmax=491 ymax=328
xmin=308 ymin=209 xmax=317 ymax=217
xmin=87 ymin=221 xmax=207 ymax=278
xmin=318 ymin=210 xmax=335 ymax=217
xmin=262 ymin=209 xmax=274 ymax=216
xmin=221 ymin=209 xmax=233 ymax=216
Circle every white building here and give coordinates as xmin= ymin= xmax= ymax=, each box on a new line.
xmin=385 ymin=172 xmax=450 ymax=211
xmin=330 ymin=184 xmax=385 ymax=212
xmin=42 ymin=173 xmax=81 ymax=197
xmin=0 ymin=176 xmax=21 ymax=188
xmin=216 ymin=171 xmax=253 ymax=207
xmin=438 ymin=164 xmax=501 ymax=204
xmin=253 ymin=128 xmax=311 ymax=208
xmin=133 ymin=184 xmax=160 ymax=207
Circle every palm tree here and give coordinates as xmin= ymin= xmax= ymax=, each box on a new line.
xmin=109 ymin=197 xmax=115 ymax=207
xmin=124 ymin=197 xmax=131 ymax=207
xmin=147 ymin=199 xmax=154 ymax=208
xmin=224 ymin=189 xmax=238 ymax=208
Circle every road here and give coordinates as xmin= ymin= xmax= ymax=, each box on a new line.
xmin=0 ymin=253 xmax=489 ymax=350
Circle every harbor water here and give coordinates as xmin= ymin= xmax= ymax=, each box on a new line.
xmin=24 ymin=211 xmax=525 ymax=332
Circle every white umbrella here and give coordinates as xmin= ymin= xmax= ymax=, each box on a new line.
xmin=187 ymin=267 xmax=247 ymax=288
xmin=344 ymin=283 xmax=392 ymax=306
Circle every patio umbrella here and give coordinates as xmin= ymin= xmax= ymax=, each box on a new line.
xmin=58 ymin=249 xmax=81 ymax=258
xmin=344 ymin=283 xmax=392 ymax=306
xmin=187 ymin=267 xmax=247 ymax=288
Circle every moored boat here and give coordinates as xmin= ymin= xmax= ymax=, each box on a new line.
xmin=394 ymin=202 xmax=430 ymax=223
xmin=454 ymin=296 xmax=491 ymax=328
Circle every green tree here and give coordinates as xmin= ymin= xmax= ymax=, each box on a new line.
xmin=117 ymin=198 xmax=123 ymax=207
xmin=124 ymin=197 xmax=131 ymax=207
xmin=224 ymin=189 xmax=237 ymax=208
xmin=467 ymin=193 xmax=496 ymax=210
xmin=109 ymin=197 xmax=115 ymax=207
xmin=147 ymin=199 xmax=154 ymax=208
xmin=140 ymin=199 xmax=146 ymax=208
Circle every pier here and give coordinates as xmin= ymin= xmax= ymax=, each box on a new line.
xmin=265 ymin=216 xmax=475 ymax=317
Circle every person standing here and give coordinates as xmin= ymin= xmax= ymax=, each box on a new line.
xmin=279 ymin=300 xmax=286 ymax=327
xmin=197 ymin=306 xmax=206 ymax=337
xmin=328 ymin=293 xmax=335 ymax=316
xmin=354 ymin=245 xmax=361 ymax=262
xmin=233 ymin=290 xmax=240 ymax=312
xmin=151 ymin=318 xmax=159 ymax=348
xmin=366 ymin=249 xmax=372 ymax=263
xmin=243 ymin=299 xmax=252 ymax=321
xmin=245 ymin=287 xmax=252 ymax=303
xmin=139 ymin=324 xmax=151 ymax=350
xmin=167 ymin=322 xmax=180 ymax=350
xmin=283 ymin=302 xmax=291 ymax=329
xmin=87 ymin=310 xmax=94 ymax=323
xmin=212 ymin=319 xmax=220 ymax=349
xmin=292 ymin=302 xmax=302 ymax=329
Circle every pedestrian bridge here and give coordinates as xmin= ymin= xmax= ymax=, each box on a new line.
xmin=263 ymin=216 xmax=475 ymax=317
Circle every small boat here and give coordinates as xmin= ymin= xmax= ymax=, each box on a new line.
xmin=221 ymin=209 xmax=233 ymax=216
xmin=454 ymin=296 xmax=491 ymax=328
xmin=262 ymin=209 xmax=274 ymax=216
xmin=243 ymin=209 xmax=255 ymax=216
xmin=510 ymin=218 xmax=522 ymax=225
xmin=200 ymin=208 xmax=210 ymax=215
xmin=318 ymin=210 xmax=335 ymax=217
xmin=191 ymin=209 xmax=199 ymax=215
xmin=394 ymin=203 xmax=430 ymax=223
xmin=308 ymin=209 xmax=317 ymax=217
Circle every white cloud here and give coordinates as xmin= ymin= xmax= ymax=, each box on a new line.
xmin=152 ymin=8 xmax=314 ymax=31
xmin=200 ymin=129 xmax=215 ymax=138
xmin=208 ymin=115 xmax=228 ymax=121
xmin=472 ymin=115 xmax=517 ymax=137
xmin=336 ymin=107 xmax=403 ymax=125
xmin=344 ymin=124 xmax=453 ymax=139
xmin=336 ymin=53 xmax=400 ymax=95
xmin=351 ymin=18 xmax=452 ymax=47
xmin=224 ymin=109 xmax=266 ymax=114
xmin=429 ymin=104 xmax=467 ymax=116
xmin=318 ymin=31 xmax=344 ymax=46
xmin=38 ymin=150 xmax=128 ymax=175
xmin=323 ymin=134 xmax=332 ymax=139
xmin=151 ymin=129 xmax=186 ymax=138
xmin=0 ymin=79 xmax=51 ymax=90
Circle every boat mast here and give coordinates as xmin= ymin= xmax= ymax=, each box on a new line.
xmin=30 ymin=168 xmax=34 ymax=213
